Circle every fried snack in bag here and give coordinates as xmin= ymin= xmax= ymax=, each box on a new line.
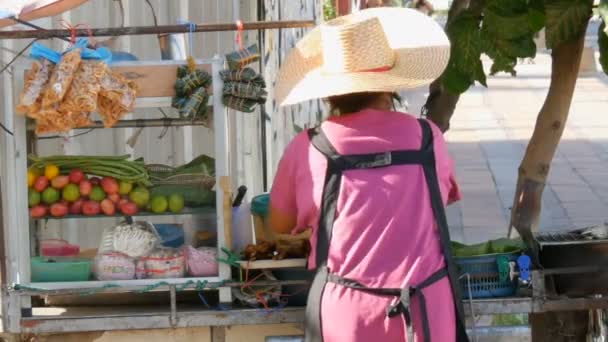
xmin=59 ymin=61 xmax=106 ymax=113
xmin=41 ymin=49 xmax=82 ymax=109
xmin=97 ymin=69 xmax=138 ymax=127
xmin=33 ymin=110 xmax=92 ymax=135
xmin=17 ymin=60 xmax=54 ymax=115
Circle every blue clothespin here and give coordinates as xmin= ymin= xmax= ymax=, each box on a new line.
xmin=517 ymin=254 xmax=531 ymax=284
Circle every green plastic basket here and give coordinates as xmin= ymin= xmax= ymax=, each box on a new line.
xmin=31 ymin=257 xmax=92 ymax=282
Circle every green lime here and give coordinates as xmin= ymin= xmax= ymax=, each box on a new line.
xmin=90 ymin=186 xmax=106 ymax=202
xmin=150 ymin=195 xmax=168 ymax=214
xmin=28 ymin=189 xmax=41 ymax=207
xmin=41 ymin=187 xmax=60 ymax=205
xmin=118 ymin=181 xmax=133 ymax=195
xmin=62 ymin=184 xmax=80 ymax=202
xmin=129 ymin=187 xmax=150 ymax=208
xmin=168 ymin=194 xmax=185 ymax=213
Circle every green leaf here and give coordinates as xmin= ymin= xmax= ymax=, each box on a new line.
xmin=497 ymin=36 xmax=537 ymax=57
xmin=598 ymin=21 xmax=608 ymax=74
xmin=442 ymin=64 xmax=474 ymax=94
xmin=485 ymin=0 xmax=528 ymax=16
xmin=483 ymin=10 xmax=533 ymax=40
xmin=545 ymin=0 xmax=592 ymax=49
xmin=447 ymin=12 xmax=483 ymax=77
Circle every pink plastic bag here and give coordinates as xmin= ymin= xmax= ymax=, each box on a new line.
xmin=185 ymin=246 xmax=218 ymax=277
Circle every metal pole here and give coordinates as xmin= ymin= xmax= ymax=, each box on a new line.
xmin=0 ymin=20 xmax=316 ymax=40
xmin=27 ymin=118 xmax=211 ymax=130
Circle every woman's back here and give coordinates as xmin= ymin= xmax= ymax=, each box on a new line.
xmin=270 ymin=109 xmax=460 ymax=341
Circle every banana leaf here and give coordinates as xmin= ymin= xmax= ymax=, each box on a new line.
xmin=225 ymin=44 xmax=260 ymax=70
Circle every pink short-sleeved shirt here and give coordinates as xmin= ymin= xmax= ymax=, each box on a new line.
xmin=270 ymin=109 xmax=461 ymax=342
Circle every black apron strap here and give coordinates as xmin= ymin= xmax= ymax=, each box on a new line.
xmin=305 ymin=127 xmax=344 ymax=342
xmin=417 ymin=119 xmax=470 ymax=342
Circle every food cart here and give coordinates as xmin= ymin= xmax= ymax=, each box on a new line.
xmin=1 ymin=14 xmax=608 ymax=342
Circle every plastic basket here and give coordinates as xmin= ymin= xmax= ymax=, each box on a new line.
xmin=31 ymin=257 xmax=92 ymax=282
xmin=455 ymin=252 xmax=519 ymax=299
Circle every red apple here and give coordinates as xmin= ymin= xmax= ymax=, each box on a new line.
xmin=100 ymin=199 xmax=116 ymax=216
xmin=89 ymin=177 xmax=101 ymax=186
xmin=33 ymin=176 xmax=49 ymax=192
xmin=119 ymin=201 xmax=138 ymax=216
xmin=50 ymin=175 xmax=69 ymax=189
xmin=107 ymin=193 xmax=120 ymax=204
xmin=82 ymin=200 xmax=101 ymax=216
xmin=79 ymin=180 xmax=92 ymax=196
xmin=30 ymin=205 xmax=48 ymax=218
xmin=69 ymin=199 xmax=84 ymax=215
xmin=50 ymin=203 xmax=69 ymax=217
xmin=69 ymin=169 xmax=85 ymax=184
xmin=101 ymin=177 xmax=119 ymax=194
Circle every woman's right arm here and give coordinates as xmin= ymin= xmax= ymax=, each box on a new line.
xmin=268 ymin=136 xmax=301 ymax=234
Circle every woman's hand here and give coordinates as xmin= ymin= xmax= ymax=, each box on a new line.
xmin=268 ymin=204 xmax=297 ymax=235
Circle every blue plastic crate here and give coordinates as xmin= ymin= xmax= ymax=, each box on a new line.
xmin=455 ymin=252 xmax=519 ymax=299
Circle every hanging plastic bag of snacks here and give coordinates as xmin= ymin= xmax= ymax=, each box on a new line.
xmin=59 ymin=61 xmax=106 ymax=113
xmin=16 ymin=59 xmax=54 ymax=115
xmin=97 ymin=69 xmax=139 ymax=127
xmin=41 ymin=48 xmax=82 ymax=109
xmin=139 ymin=247 xmax=186 ymax=279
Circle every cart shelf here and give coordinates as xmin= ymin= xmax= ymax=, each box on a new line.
xmin=30 ymin=206 xmax=216 ymax=220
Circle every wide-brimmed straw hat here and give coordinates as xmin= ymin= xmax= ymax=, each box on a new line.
xmin=275 ymin=7 xmax=450 ymax=106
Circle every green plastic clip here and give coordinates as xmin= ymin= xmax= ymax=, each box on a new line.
xmin=497 ymin=255 xmax=511 ymax=283
xmin=218 ymin=247 xmax=241 ymax=268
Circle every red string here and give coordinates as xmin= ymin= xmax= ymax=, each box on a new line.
xmin=236 ymin=20 xmax=244 ymax=50
xmin=59 ymin=20 xmax=95 ymax=46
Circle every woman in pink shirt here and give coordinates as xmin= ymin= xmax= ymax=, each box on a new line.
xmin=268 ymin=8 xmax=469 ymax=342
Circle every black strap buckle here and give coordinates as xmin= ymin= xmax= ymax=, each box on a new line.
xmin=359 ymin=152 xmax=392 ymax=169
xmin=386 ymin=287 xmax=411 ymax=318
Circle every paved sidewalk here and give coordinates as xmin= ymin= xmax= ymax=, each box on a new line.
xmin=408 ymin=52 xmax=608 ymax=243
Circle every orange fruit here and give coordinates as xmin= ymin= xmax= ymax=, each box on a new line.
xmin=44 ymin=164 xmax=60 ymax=180
xmin=27 ymin=170 xmax=36 ymax=188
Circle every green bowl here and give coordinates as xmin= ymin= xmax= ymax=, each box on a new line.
xmin=31 ymin=257 xmax=91 ymax=282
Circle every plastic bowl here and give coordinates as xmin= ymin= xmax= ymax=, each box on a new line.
xmin=31 ymin=257 xmax=91 ymax=282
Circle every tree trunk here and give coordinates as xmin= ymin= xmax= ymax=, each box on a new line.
xmin=422 ymin=0 xmax=476 ymax=133
xmin=508 ymin=23 xmax=589 ymax=342
xmin=507 ymin=29 xmax=587 ymax=246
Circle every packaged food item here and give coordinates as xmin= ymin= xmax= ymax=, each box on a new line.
xmin=97 ymin=69 xmax=138 ymax=127
xmin=219 ymin=67 xmax=265 ymax=86
xmin=59 ymin=61 xmax=106 ymax=113
xmin=225 ymin=44 xmax=260 ymax=70
xmin=17 ymin=59 xmax=54 ymax=115
xmin=185 ymin=246 xmax=218 ymax=277
xmin=42 ymin=49 xmax=82 ymax=109
xmin=174 ymin=69 xmax=211 ymax=97
xmin=33 ymin=110 xmax=92 ymax=135
xmin=223 ymin=82 xmax=267 ymax=100
xmin=139 ymin=247 xmax=186 ymax=279
xmin=99 ymin=221 xmax=160 ymax=258
xmin=93 ymin=252 xmax=136 ymax=280
xmin=179 ymin=87 xmax=209 ymax=119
